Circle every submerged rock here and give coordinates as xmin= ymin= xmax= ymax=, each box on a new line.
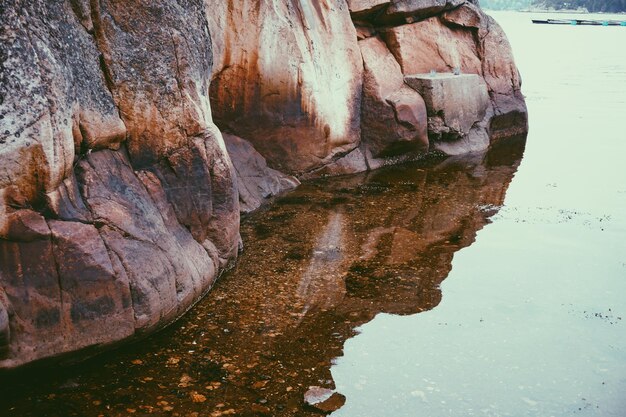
xmin=304 ymin=386 xmax=347 ymax=413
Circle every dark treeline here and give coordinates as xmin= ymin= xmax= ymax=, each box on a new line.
xmin=480 ymin=0 xmax=626 ymax=11
xmin=532 ymin=0 xmax=626 ymax=12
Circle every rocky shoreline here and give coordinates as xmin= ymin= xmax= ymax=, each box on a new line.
xmin=0 ymin=0 xmax=527 ymax=369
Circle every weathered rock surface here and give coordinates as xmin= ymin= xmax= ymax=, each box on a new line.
xmin=442 ymin=3 xmax=527 ymax=139
xmin=348 ymin=0 xmax=389 ymax=19
xmin=0 ymin=291 xmax=9 ymax=356
xmin=207 ymin=0 xmax=363 ymax=175
xmin=359 ymin=36 xmax=429 ymax=159
xmin=384 ymin=0 xmax=468 ymax=23
xmin=224 ymin=134 xmax=299 ymax=213
xmin=381 ymin=17 xmax=482 ymax=76
xmin=0 ymin=0 xmax=239 ymax=369
xmin=405 ymin=73 xmax=490 ymax=153
xmin=0 ymin=0 xmax=125 ymax=235
xmin=380 ymin=2 xmax=527 ymax=152
xmin=348 ymin=0 xmax=473 ymax=23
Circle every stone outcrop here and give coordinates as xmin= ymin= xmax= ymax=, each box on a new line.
xmin=443 ymin=5 xmax=528 ymax=140
xmin=206 ymin=0 xmax=526 ymax=169
xmin=0 ymin=0 xmax=239 ymax=369
xmin=375 ymin=1 xmax=527 ymax=149
xmin=224 ymin=134 xmax=299 ymax=214
xmin=359 ymin=36 xmax=429 ymax=159
xmin=0 ymin=0 xmax=527 ymax=369
xmin=405 ymin=73 xmax=491 ymax=153
xmin=349 ymin=0 xmax=470 ymax=23
xmin=206 ymin=0 xmax=364 ymax=175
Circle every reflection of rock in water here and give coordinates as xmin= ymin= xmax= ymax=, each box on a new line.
xmin=0 ymin=136 xmax=526 ymax=416
xmin=298 ymin=211 xmax=347 ymax=315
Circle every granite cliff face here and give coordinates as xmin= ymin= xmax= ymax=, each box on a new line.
xmin=0 ymin=0 xmax=527 ymax=368
xmin=0 ymin=0 xmax=239 ymax=369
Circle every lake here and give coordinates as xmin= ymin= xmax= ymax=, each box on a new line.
xmin=331 ymin=11 xmax=626 ymax=417
xmin=1 ymin=10 xmax=625 ymax=417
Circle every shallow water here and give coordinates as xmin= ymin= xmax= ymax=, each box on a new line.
xmin=1 ymin=11 xmax=625 ymax=417
xmin=0 ymin=137 xmax=527 ymax=416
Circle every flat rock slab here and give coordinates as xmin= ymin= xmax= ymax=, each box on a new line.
xmin=405 ymin=73 xmax=489 ymax=137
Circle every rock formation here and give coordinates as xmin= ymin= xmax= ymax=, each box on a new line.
xmin=0 ymin=0 xmax=239 ymax=369
xmin=0 ymin=0 xmax=527 ymax=369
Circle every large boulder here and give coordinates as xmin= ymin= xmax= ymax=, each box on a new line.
xmin=380 ymin=3 xmax=527 ymax=152
xmin=442 ymin=3 xmax=527 ymax=139
xmin=206 ymin=0 xmax=363 ymax=175
xmin=405 ymin=73 xmax=490 ymax=153
xmin=359 ymin=36 xmax=429 ymax=159
xmin=0 ymin=0 xmax=240 ymax=369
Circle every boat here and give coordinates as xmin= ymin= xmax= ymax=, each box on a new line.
xmin=532 ymin=18 xmax=626 ymax=26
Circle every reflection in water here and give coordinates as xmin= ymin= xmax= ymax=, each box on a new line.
xmin=0 ymin=136 xmax=526 ymax=416
xmin=298 ymin=211 xmax=346 ymax=315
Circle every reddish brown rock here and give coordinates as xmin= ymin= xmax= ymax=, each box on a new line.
xmin=441 ymin=3 xmax=527 ymax=139
xmin=48 ymin=220 xmax=135 ymax=352
xmin=78 ymin=150 xmax=225 ymax=330
xmin=354 ymin=21 xmax=378 ymax=40
xmin=0 ymin=0 xmax=526 ymax=370
xmin=0 ymin=293 xmax=8 ymax=357
xmin=359 ymin=36 xmax=429 ymax=159
xmin=0 ymin=0 xmax=239 ymax=369
xmin=300 ymin=147 xmax=369 ymax=179
xmin=224 ymin=134 xmax=300 ymax=213
xmin=0 ymin=0 xmax=125 ymax=231
xmin=304 ymin=386 xmax=347 ymax=413
xmin=348 ymin=0 xmax=390 ymax=19
xmin=381 ymin=17 xmax=482 ymax=75
xmin=405 ymin=73 xmax=490 ymax=153
xmin=2 ymin=210 xmax=51 ymax=242
xmin=441 ymin=1 xmax=483 ymax=28
xmin=348 ymin=0 xmax=475 ymax=24
xmin=0 ymin=218 xmax=63 ymax=366
xmin=206 ymin=0 xmax=363 ymax=175
xmin=383 ymin=0 xmax=466 ymax=23
xmin=380 ymin=5 xmax=527 ymax=152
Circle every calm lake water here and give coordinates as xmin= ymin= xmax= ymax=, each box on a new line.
xmin=331 ymin=11 xmax=626 ymax=417
xmin=1 ymin=11 xmax=625 ymax=417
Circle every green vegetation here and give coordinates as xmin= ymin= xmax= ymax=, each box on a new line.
xmin=531 ymin=0 xmax=626 ymax=12
xmin=480 ymin=0 xmax=626 ymax=11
